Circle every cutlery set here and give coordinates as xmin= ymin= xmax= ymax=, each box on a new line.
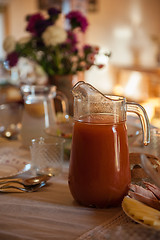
xmin=0 ymin=175 xmax=51 ymax=193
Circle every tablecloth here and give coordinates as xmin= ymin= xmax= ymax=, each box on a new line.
xmin=0 ymin=129 xmax=160 ymax=240
xmin=0 ymin=138 xmax=122 ymax=240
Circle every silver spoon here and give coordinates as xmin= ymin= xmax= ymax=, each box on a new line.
xmin=0 ymin=174 xmax=51 ymax=187
xmin=0 ymin=181 xmax=46 ymax=193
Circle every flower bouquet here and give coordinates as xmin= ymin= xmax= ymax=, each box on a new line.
xmin=3 ymin=7 xmax=109 ymax=85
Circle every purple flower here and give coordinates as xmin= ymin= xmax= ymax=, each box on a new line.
xmin=60 ymin=31 xmax=78 ymax=53
xmin=48 ymin=7 xmax=61 ymax=17
xmin=83 ymin=44 xmax=92 ymax=53
xmin=35 ymin=19 xmax=52 ymax=36
xmin=66 ymin=11 xmax=89 ymax=32
xmin=7 ymin=52 xmax=19 ymax=67
xmin=26 ymin=13 xmax=45 ymax=36
xmin=48 ymin=7 xmax=61 ymax=24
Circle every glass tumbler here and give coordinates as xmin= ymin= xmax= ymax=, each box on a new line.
xmin=30 ymin=137 xmax=65 ymax=176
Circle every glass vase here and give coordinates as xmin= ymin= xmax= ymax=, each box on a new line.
xmin=49 ymin=73 xmax=84 ymax=116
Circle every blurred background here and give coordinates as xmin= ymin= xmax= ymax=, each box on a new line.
xmin=0 ymin=0 xmax=160 ymax=127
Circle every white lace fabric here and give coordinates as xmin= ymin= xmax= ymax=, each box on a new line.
xmin=78 ymin=211 xmax=160 ymax=240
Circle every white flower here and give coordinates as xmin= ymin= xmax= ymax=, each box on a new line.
xmin=17 ymin=58 xmax=47 ymax=85
xmin=36 ymin=51 xmax=44 ymax=61
xmin=3 ymin=36 xmax=16 ymax=53
xmin=18 ymin=36 xmax=31 ymax=44
xmin=42 ymin=25 xmax=67 ymax=47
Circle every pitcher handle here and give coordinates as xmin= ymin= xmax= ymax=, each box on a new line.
xmin=56 ymin=90 xmax=69 ymax=116
xmin=126 ymin=102 xmax=150 ymax=145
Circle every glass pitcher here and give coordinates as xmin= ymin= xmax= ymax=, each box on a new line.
xmin=68 ymin=81 xmax=150 ymax=208
xmin=20 ymin=85 xmax=69 ymax=147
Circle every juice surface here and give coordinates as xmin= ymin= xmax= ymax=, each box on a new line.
xmin=68 ymin=114 xmax=131 ymax=208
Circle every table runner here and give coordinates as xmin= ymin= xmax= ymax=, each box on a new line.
xmin=78 ymin=211 xmax=160 ymax=240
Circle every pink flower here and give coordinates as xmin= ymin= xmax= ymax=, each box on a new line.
xmin=79 ymin=61 xmax=86 ymax=67
xmin=97 ymin=64 xmax=104 ymax=69
xmin=92 ymin=46 xmax=99 ymax=54
xmin=87 ymin=53 xmax=95 ymax=63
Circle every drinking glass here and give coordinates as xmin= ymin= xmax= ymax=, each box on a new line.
xmin=30 ymin=136 xmax=65 ymax=176
xmin=0 ymin=102 xmax=23 ymax=139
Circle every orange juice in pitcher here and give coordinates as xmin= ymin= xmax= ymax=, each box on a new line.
xmin=68 ymin=82 xmax=150 ymax=208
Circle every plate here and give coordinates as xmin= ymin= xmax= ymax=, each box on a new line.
xmin=0 ymin=142 xmax=31 ymax=178
xmin=0 ymin=158 xmax=31 ymax=178
xmin=122 ymin=196 xmax=160 ymax=230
